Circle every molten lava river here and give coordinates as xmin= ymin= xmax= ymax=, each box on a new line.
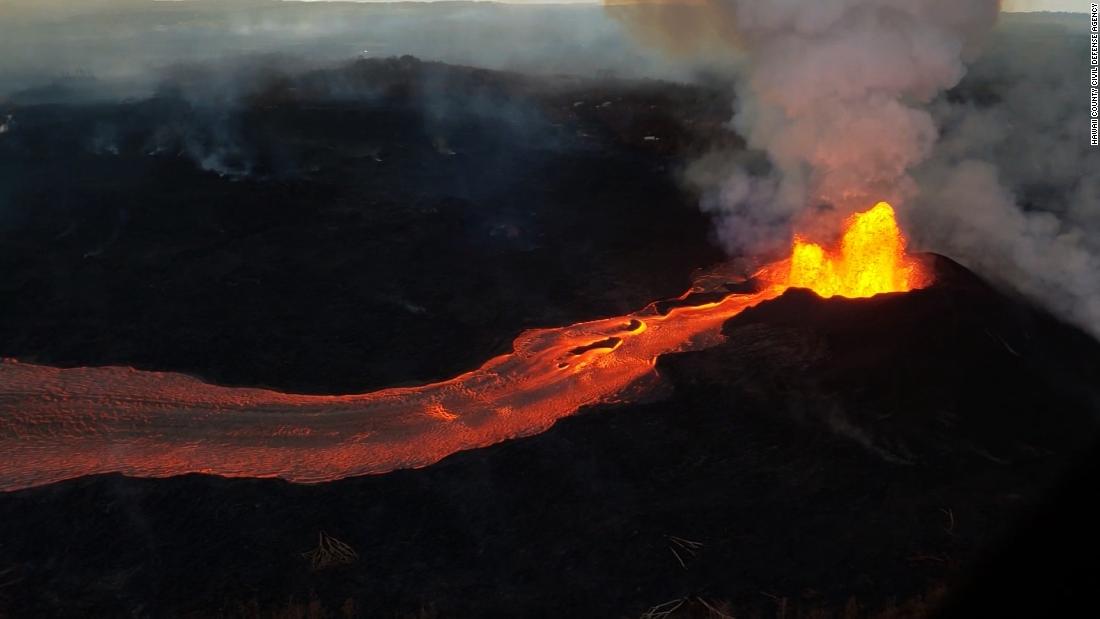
xmin=0 ymin=203 xmax=927 ymax=491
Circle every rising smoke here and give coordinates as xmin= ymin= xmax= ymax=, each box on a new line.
xmin=612 ymin=1 xmax=1100 ymax=338
xmin=913 ymin=12 xmax=1100 ymax=336
xmin=613 ymin=0 xmax=1000 ymax=250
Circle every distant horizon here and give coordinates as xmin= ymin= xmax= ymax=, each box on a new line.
xmin=279 ymin=0 xmax=1091 ymax=12
xmin=13 ymin=0 xmax=1065 ymax=11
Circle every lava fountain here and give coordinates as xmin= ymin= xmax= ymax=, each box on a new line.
xmin=0 ymin=203 xmax=927 ymax=491
xmin=764 ymin=201 xmax=929 ymax=298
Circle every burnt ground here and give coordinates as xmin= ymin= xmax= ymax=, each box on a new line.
xmin=0 ymin=256 xmax=1099 ymax=618
xmin=0 ymin=57 xmax=733 ymax=394
xmin=2 ymin=59 xmax=1100 ymax=618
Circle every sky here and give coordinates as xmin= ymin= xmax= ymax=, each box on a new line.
xmin=286 ymin=0 xmax=1091 ymax=10
xmin=1002 ymin=0 xmax=1092 ymax=10
xmin=288 ymin=0 xmax=1092 ymax=11
xmin=33 ymin=0 xmax=1089 ymax=10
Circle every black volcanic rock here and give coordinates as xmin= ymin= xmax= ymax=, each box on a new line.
xmin=0 ymin=58 xmax=731 ymax=394
xmin=665 ymin=255 xmax=1100 ymax=467
xmin=1 ymin=256 xmax=1097 ymax=618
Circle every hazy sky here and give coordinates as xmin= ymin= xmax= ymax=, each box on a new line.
xmin=1002 ymin=0 xmax=1092 ymax=10
xmin=290 ymin=0 xmax=1088 ymax=8
xmin=293 ymin=0 xmax=1092 ymax=12
xmin=64 ymin=0 xmax=1096 ymax=10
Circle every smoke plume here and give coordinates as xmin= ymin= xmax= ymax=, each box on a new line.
xmin=912 ymin=12 xmax=1100 ymax=336
xmin=613 ymin=0 xmax=1000 ymax=252
xmin=613 ymin=2 xmax=1100 ymax=338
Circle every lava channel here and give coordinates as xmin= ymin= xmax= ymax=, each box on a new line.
xmin=0 ymin=202 xmax=927 ymax=491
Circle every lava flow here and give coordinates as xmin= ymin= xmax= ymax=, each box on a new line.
xmin=0 ymin=203 xmax=927 ymax=491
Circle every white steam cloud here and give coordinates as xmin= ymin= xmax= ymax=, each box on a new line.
xmin=680 ymin=0 xmax=1000 ymax=254
xmin=912 ymin=12 xmax=1100 ymax=335
xmin=623 ymin=2 xmax=1100 ymax=338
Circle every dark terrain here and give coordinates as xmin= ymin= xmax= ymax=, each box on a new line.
xmin=1 ymin=256 xmax=1098 ymax=618
xmin=1 ymin=59 xmax=1099 ymax=618
xmin=0 ymin=57 xmax=733 ymax=393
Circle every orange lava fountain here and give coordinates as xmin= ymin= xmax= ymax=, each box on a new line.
xmin=763 ymin=201 xmax=929 ymax=298
xmin=0 ymin=203 xmax=928 ymax=491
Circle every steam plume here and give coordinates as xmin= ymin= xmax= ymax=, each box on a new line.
xmin=613 ymin=2 xmax=1100 ymax=339
xmin=912 ymin=13 xmax=1100 ymax=336
xmin=612 ymin=0 xmax=1000 ymax=253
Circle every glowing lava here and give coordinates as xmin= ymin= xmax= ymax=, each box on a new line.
xmin=780 ymin=202 xmax=927 ymax=298
xmin=0 ymin=202 xmax=929 ymax=491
